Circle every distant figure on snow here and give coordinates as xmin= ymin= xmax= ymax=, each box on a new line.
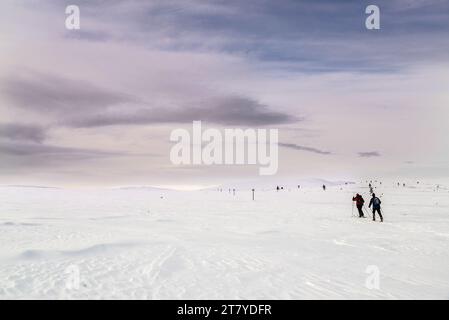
xmin=368 ymin=193 xmax=383 ymax=222
xmin=352 ymin=193 xmax=365 ymax=218
xmin=322 ymin=184 xmax=326 ymax=191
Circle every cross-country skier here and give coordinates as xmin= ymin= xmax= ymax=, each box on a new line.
xmin=368 ymin=193 xmax=383 ymax=222
xmin=368 ymin=183 xmax=374 ymax=195
xmin=352 ymin=193 xmax=365 ymax=218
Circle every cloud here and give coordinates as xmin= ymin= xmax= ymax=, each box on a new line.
xmin=0 ymin=142 xmax=122 ymax=159
xmin=2 ymin=0 xmax=448 ymax=184
xmin=1 ymin=70 xmax=296 ymax=128
xmin=65 ymin=96 xmax=297 ymax=127
xmin=279 ymin=142 xmax=331 ymax=155
xmin=1 ymin=72 xmax=135 ymax=114
xmin=0 ymin=144 xmax=114 ymax=173
xmin=59 ymin=0 xmax=449 ymax=72
xmin=0 ymin=123 xmax=47 ymax=143
xmin=358 ymin=151 xmax=381 ymax=158
xmin=0 ymin=141 xmax=160 ymax=173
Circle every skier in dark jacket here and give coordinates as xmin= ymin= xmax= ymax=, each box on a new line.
xmin=368 ymin=193 xmax=383 ymax=222
xmin=352 ymin=193 xmax=365 ymax=218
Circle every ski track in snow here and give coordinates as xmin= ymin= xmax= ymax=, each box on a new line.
xmin=0 ymin=184 xmax=448 ymax=299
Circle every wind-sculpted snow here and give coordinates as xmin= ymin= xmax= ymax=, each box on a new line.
xmin=0 ymin=183 xmax=448 ymax=299
xmin=17 ymin=242 xmax=146 ymax=260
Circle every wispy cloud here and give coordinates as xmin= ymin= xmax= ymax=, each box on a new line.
xmin=2 ymin=71 xmax=296 ymax=127
xmin=0 ymin=141 xmax=160 ymax=172
xmin=0 ymin=142 xmax=122 ymax=158
xmin=358 ymin=151 xmax=381 ymax=158
xmin=279 ymin=142 xmax=331 ymax=155
xmin=0 ymin=141 xmax=122 ymax=172
xmin=66 ymin=96 xmax=297 ymax=127
xmin=1 ymin=72 xmax=135 ymax=114
xmin=0 ymin=123 xmax=47 ymax=143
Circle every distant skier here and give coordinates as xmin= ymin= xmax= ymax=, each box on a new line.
xmin=276 ymin=186 xmax=280 ymax=191
xmin=322 ymin=184 xmax=326 ymax=191
xmin=352 ymin=193 xmax=365 ymax=218
xmin=368 ymin=193 xmax=383 ymax=222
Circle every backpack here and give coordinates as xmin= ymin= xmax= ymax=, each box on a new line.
xmin=373 ymin=197 xmax=381 ymax=206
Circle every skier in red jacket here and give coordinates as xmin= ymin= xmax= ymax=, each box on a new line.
xmin=352 ymin=193 xmax=365 ymax=218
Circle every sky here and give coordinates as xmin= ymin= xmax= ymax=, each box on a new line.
xmin=1 ymin=0 xmax=448 ymax=188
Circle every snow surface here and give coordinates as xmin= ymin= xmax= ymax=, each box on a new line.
xmin=0 ymin=182 xmax=448 ymax=299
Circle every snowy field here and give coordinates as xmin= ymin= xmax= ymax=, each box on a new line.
xmin=0 ymin=182 xmax=448 ymax=299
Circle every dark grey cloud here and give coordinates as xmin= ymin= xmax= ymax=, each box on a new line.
xmin=60 ymin=0 xmax=449 ymax=73
xmin=2 ymin=71 xmax=296 ymax=127
xmin=358 ymin=151 xmax=381 ymax=158
xmin=0 ymin=123 xmax=47 ymax=143
xmin=0 ymin=142 xmax=109 ymax=173
xmin=66 ymin=96 xmax=297 ymax=127
xmin=0 ymin=142 xmax=159 ymax=159
xmin=0 ymin=142 xmax=121 ymax=159
xmin=1 ymin=72 xmax=134 ymax=114
xmin=279 ymin=142 xmax=331 ymax=155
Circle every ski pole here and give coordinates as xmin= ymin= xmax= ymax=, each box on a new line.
xmin=352 ymin=201 xmax=355 ymax=217
xmin=363 ymin=205 xmax=370 ymax=217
